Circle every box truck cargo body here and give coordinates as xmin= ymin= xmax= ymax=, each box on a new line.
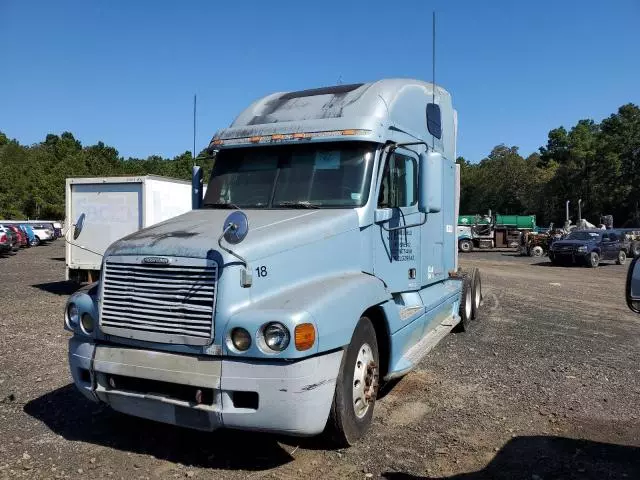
xmin=65 ymin=176 xmax=192 ymax=282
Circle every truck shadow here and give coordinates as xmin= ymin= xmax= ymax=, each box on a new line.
xmin=382 ymin=435 xmax=640 ymax=479
xmin=24 ymin=384 xmax=316 ymax=471
xmin=31 ymin=281 xmax=80 ymax=295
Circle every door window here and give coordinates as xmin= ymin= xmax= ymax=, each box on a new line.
xmin=377 ymin=152 xmax=417 ymax=208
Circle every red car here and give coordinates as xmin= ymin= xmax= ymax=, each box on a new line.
xmin=7 ymin=225 xmax=27 ymax=247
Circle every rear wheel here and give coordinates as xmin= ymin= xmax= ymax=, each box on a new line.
xmin=326 ymin=317 xmax=379 ymax=447
xmin=616 ymin=250 xmax=627 ymax=265
xmin=459 ymin=239 xmax=473 ymax=253
xmin=588 ymin=252 xmax=600 ymax=268
xmin=632 ymin=243 xmax=640 ymax=258
xmin=470 ymin=268 xmax=482 ymax=320
xmin=454 ymin=274 xmax=473 ymax=332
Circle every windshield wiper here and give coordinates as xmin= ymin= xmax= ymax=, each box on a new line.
xmin=276 ymin=201 xmax=321 ymax=209
xmin=203 ymin=203 xmax=240 ymax=209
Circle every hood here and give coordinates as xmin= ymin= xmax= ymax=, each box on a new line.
xmin=553 ymin=239 xmax=592 ymax=247
xmin=105 ymin=208 xmax=360 ymax=261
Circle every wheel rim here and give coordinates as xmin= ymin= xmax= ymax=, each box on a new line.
xmin=474 ymin=278 xmax=481 ymax=311
xmin=592 ymin=254 xmax=598 ymax=266
xmin=465 ymin=287 xmax=472 ymax=320
xmin=352 ymin=343 xmax=377 ymax=419
xmin=532 ymin=246 xmax=543 ymax=257
xmin=619 ymin=252 xmax=625 ymax=263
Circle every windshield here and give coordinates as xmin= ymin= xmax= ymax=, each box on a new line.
xmin=203 ymin=142 xmax=376 ymax=209
xmin=566 ymin=231 xmax=601 ymax=241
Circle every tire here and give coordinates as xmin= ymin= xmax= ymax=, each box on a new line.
xmin=616 ymin=250 xmax=627 ymax=266
xmin=632 ymin=243 xmax=640 ymax=258
xmin=531 ymin=246 xmax=544 ymax=257
xmin=454 ymin=274 xmax=473 ymax=332
xmin=470 ymin=268 xmax=482 ymax=320
xmin=459 ymin=239 xmax=473 ymax=253
xmin=32 ymin=236 xmax=41 ymax=246
xmin=588 ymin=252 xmax=599 ymax=268
xmin=326 ymin=317 xmax=379 ymax=447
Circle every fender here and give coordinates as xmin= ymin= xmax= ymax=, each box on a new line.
xmin=227 ymin=272 xmax=391 ymax=358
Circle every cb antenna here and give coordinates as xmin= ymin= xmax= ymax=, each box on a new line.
xmin=193 ymin=94 xmax=197 ymax=167
xmin=432 ymin=11 xmax=436 ymax=149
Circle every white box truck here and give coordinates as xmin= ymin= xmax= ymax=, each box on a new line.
xmin=65 ymin=176 xmax=193 ymax=282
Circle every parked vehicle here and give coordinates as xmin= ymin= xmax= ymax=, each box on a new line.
xmin=7 ymin=225 xmax=27 ymax=248
xmin=30 ymin=224 xmax=55 ymax=245
xmin=0 ymin=227 xmax=13 ymax=255
xmin=519 ymin=230 xmax=550 ymax=257
xmin=65 ymin=79 xmax=482 ymax=445
xmin=52 ymin=221 xmax=63 ymax=238
xmin=0 ymin=225 xmax=20 ymax=254
xmin=614 ymin=228 xmax=640 ymax=258
xmin=549 ymin=229 xmax=627 ymax=267
xmin=19 ymin=224 xmax=37 ymax=246
xmin=458 ymin=212 xmax=536 ymax=252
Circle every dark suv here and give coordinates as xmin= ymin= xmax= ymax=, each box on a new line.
xmin=549 ymin=229 xmax=627 ymax=268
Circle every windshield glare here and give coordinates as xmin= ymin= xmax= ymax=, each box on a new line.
xmin=203 ymin=142 xmax=376 ymax=209
xmin=566 ymin=231 xmax=601 ymax=241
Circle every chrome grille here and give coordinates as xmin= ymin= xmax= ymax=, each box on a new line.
xmin=100 ymin=257 xmax=217 ymax=345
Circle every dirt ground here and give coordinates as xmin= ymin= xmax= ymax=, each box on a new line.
xmin=1 ymin=244 xmax=639 ymax=480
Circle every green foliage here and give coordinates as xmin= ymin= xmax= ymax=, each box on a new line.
xmin=0 ymin=132 xmax=208 ymax=219
xmin=458 ymin=103 xmax=640 ymax=227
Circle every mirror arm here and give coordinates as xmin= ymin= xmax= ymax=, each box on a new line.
xmin=217 ymin=224 xmax=248 ymax=268
xmin=63 ymin=226 xmax=104 ymax=257
xmin=380 ymin=213 xmax=427 ymax=232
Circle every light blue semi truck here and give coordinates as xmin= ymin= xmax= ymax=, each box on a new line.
xmin=65 ymin=79 xmax=482 ymax=446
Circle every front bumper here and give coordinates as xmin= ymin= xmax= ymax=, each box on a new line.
xmin=550 ymin=250 xmax=588 ymax=263
xmin=68 ymin=337 xmax=342 ymax=436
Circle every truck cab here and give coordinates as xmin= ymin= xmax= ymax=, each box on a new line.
xmin=65 ymin=79 xmax=481 ymax=445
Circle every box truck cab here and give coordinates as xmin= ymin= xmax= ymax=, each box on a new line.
xmin=65 ymin=79 xmax=482 ymax=445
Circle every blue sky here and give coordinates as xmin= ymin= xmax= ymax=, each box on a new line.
xmin=1 ymin=0 xmax=638 ymax=162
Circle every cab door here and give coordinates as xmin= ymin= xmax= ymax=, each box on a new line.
xmin=373 ymin=148 xmax=421 ymax=293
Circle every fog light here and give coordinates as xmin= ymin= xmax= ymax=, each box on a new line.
xmin=81 ymin=313 xmax=95 ymax=333
xmin=67 ymin=303 xmax=79 ymax=326
xmin=263 ymin=322 xmax=290 ymax=351
xmin=230 ymin=328 xmax=251 ymax=351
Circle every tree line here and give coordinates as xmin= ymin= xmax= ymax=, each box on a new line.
xmin=1 ymin=102 xmax=638 ymax=226
xmin=0 ymin=132 xmax=213 ymax=220
xmin=458 ymin=103 xmax=640 ymax=228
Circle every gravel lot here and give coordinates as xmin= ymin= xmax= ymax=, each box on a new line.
xmin=1 ymin=243 xmax=639 ymax=479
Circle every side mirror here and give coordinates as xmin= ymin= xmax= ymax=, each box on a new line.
xmin=627 ymin=257 xmax=640 ymax=314
xmin=192 ymin=165 xmax=203 ymax=210
xmin=73 ymin=213 xmax=86 ymax=240
xmin=418 ymin=152 xmax=442 ymax=214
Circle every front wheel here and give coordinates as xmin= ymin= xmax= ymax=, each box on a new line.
xmin=616 ymin=250 xmax=627 ymax=265
xmin=458 ymin=239 xmax=473 ymax=253
xmin=326 ymin=317 xmax=379 ymax=447
xmin=531 ymin=246 xmax=544 ymax=257
xmin=31 ymin=236 xmax=41 ymax=246
xmin=588 ymin=252 xmax=600 ymax=268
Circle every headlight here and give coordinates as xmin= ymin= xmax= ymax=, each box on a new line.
xmin=262 ymin=322 xmax=290 ymax=352
xmin=67 ymin=303 xmax=79 ymax=326
xmin=577 ymin=245 xmax=588 ymax=253
xmin=230 ymin=327 xmax=251 ymax=351
xmin=81 ymin=313 xmax=95 ymax=333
